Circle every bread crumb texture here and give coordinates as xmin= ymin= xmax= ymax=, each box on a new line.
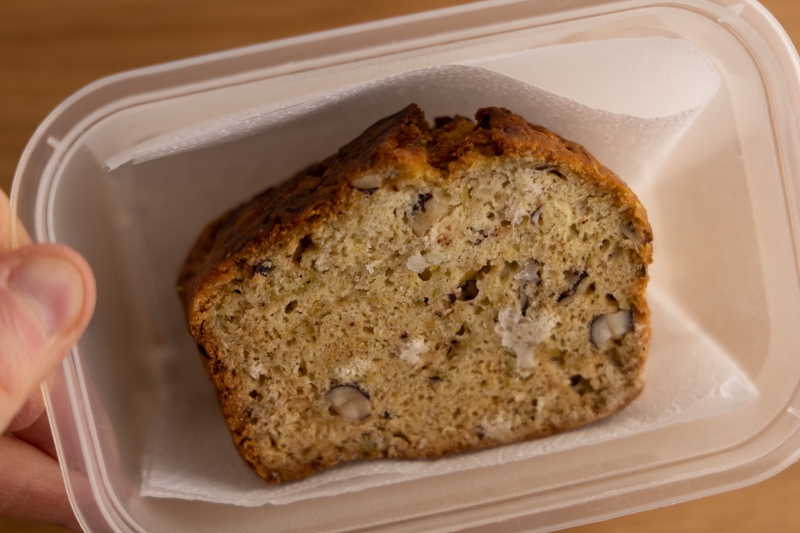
xmin=177 ymin=105 xmax=653 ymax=483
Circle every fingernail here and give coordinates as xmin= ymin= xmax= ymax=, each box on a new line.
xmin=9 ymin=255 xmax=85 ymax=337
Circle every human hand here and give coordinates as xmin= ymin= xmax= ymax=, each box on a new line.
xmin=0 ymin=190 xmax=97 ymax=530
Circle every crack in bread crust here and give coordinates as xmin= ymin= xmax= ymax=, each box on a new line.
xmin=177 ymin=104 xmax=653 ymax=484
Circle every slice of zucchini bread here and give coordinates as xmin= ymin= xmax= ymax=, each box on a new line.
xmin=177 ymin=104 xmax=653 ymax=483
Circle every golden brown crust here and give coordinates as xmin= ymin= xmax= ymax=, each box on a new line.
xmin=177 ymin=104 xmax=433 ymax=316
xmin=179 ymin=104 xmax=651 ymax=312
xmin=178 ymin=104 xmax=653 ymax=483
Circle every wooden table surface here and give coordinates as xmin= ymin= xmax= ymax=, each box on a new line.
xmin=1 ymin=0 xmax=799 ymax=531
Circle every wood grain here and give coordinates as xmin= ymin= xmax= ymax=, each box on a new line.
xmin=1 ymin=0 xmax=798 ymax=531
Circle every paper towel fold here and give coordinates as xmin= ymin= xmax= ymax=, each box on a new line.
xmin=107 ymin=38 xmax=720 ymax=187
xmin=117 ymin=37 xmax=744 ymax=506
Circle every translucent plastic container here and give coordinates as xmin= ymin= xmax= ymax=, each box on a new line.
xmin=11 ymin=0 xmax=800 ymax=531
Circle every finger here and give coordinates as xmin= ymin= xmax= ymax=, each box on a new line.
xmin=0 ymin=189 xmax=31 ymax=251
xmin=7 ymin=384 xmax=46 ymax=433
xmin=0 ymin=244 xmax=96 ymax=432
xmin=7 ymin=383 xmax=57 ymax=458
xmin=7 ymin=387 xmax=57 ymax=458
xmin=0 ymin=434 xmax=81 ymax=531
xmin=0 ymin=189 xmax=54 ymax=452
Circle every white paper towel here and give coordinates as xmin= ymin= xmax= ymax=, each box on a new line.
xmin=118 ymin=37 xmax=748 ymax=506
xmin=107 ymin=38 xmax=720 ymax=187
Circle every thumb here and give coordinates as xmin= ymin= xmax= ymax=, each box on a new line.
xmin=0 ymin=245 xmax=96 ymax=431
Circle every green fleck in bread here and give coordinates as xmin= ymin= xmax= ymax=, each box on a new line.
xmin=177 ymin=104 xmax=653 ymax=483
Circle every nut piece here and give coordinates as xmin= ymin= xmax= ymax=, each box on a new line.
xmin=326 ymin=385 xmax=372 ymax=421
xmin=256 ymin=259 xmax=275 ymax=276
xmin=558 ymin=270 xmax=590 ymax=303
xmin=590 ymin=309 xmax=633 ymax=348
xmin=410 ymin=190 xmax=455 ymax=236
xmin=514 ymin=259 xmax=541 ymax=284
xmin=620 ymin=222 xmax=640 ymax=243
xmin=530 ymin=205 xmax=544 ymax=225
xmin=351 ymin=173 xmax=383 ymax=190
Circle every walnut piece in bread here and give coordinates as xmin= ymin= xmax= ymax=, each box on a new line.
xmin=177 ymin=104 xmax=653 ymax=483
